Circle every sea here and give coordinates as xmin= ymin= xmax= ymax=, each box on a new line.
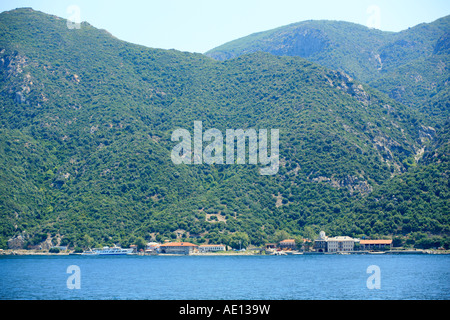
xmin=0 ymin=254 xmax=449 ymax=300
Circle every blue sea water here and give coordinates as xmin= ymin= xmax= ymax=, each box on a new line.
xmin=0 ymin=254 xmax=449 ymax=300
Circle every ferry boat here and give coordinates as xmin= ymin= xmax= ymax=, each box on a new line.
xmin=81 ymin=248 xmax=97 ymax=255
xmin=82 ymin=246 xmax=134 ymax=255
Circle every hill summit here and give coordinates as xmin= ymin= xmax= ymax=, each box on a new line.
xmin=206 ymin=16 xmax=450 ymax=123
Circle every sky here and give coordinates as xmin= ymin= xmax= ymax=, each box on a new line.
xmin=1 ymin=0 xmax=449 ymax=53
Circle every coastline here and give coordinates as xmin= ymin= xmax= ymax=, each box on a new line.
xmin=1 ymin=249 xmax=449 ymax=256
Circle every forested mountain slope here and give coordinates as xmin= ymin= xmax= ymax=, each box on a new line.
xmin=0 ymin=8 xmax=447 ymax=249
xmin=206 ymin=16 xmax=450 ymax=126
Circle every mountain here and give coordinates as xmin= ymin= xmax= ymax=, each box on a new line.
xmin=0 ymin=8 xmax=448 ymax=250
xmin=207 ymin=20 xmax=392 ymax=81
xmin=206 ymin=17 xmax=450 ymax=125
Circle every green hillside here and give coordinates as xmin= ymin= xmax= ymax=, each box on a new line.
xmin=206 ymin=16 xmax=450 ymax=126
xmin=206 ymin=20 xmax=392 ymax=82
xmin=0 ymin=8 xmax=448 ymax=250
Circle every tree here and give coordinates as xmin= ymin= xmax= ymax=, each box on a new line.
xmin=83 ymin=234 xmax=94 ymax=248
xmin=273 ymin=230 xmax=291 ymax=242
xmin=135 ymin=237 xmax=147 ymax=251
xmin=73 ymin=247 xmax=83 ymax=253
xmin=302 ymin=226 xmax=318 ymax=241
xmin=392 ymin=236 xmax=403 ymax=248
xmin=228 ymin=232 xmax=250 ymax=249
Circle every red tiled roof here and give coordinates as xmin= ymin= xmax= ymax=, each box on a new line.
xmin=280 ymin=239 xmax=295 ymax=243
xmin=360 ymin=240 xmax=392 ymax=245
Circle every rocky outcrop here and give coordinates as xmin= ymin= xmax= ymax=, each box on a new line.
xmin=39 ymin=238 xmax=54 ymax=250
xmin=14 ymin=91 xmax=26 ymax=104
xmin=267 ymin=27 xmax=330 ymax=58
xmin=433 ymin=32 xmax=450 ymax=55
xmin=206 ymin=26 xmax=330 ymax=61
xmin=7 ymin=233 xmax=28 ymax=249
xmin=311 ymin=175 xmax=373 ymax=195
xmin=1 ymin=50 xmax=32 ymax=105
xmin=418 ymin=125 xmax=436 ymax=142
xmin=7 ymin=233 xmax=61 ymax=250
xmin=325 ymin=70 xmax=371 ymax=105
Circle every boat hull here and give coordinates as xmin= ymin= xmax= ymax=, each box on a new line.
xmin=82 ymin=247 xmax=134 ymax=255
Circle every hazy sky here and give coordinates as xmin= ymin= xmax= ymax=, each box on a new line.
xmin=1 ymin=0 xmax=449 ymax=53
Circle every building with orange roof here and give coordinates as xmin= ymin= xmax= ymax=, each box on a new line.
xmin=279 ymin=239 xmax=296 ymax=250
xmin=360 ymin=239 xmax=392 ymax=251
xmin=159 ymin=242 xmax=198 ymax=254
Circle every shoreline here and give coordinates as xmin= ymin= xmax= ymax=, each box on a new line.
xmin=1 ymin=249 xmax=449 ymax=256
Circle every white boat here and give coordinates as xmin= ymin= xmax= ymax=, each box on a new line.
xmin=97 ymin=246 xmax=134 ymax=255
xmin=81 ymin=248 xmax=97 ymax=255
xmin=81 ymin=249 xmax=97 ymax=256
xmin=82 ymin=246 xmax=134 ymax=255
xmin=272 ymin=250 xmax=287 ymax=255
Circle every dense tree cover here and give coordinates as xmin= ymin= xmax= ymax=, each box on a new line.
xmin=206 ymin=16 xmax=450 ymax=127
xmin=0 ymin=8 xmax=448 ymax=249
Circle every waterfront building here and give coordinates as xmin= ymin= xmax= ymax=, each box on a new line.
xmin=198 ymin=244 xmax=226 ymax=253
xmin=159 ymin=242 xmax=198 ymax=254
xmin=313 ymin=231 xmax=356 ymax=252
xmin=313 ymin=231 xmax=328 ymax=252
xmin=145 ymin=242 xmax=160 ymax=254
xmin=360 ymin=239 xmax=393 ymax=250
xmin=279 ymin=239 xmax=296 ymax=250
xmin=326 ymin=236 xmax=355 ymax=252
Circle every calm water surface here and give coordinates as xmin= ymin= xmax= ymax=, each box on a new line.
xmin=0 ymin=254 xmax=449 ymax=300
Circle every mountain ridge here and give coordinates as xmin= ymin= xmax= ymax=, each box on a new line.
xmin=206 ymin=15 xmax=450 ymax=75
xmin=206 ymin=15 xmax=450 ymax=126
xmin=0 ymin=8 xmax=448 ymax=250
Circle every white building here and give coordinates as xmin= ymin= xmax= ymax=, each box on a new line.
xmin=314 ymin=231 xmax=356 ymax=252
xmin=326 ymin=236 xmax=355 ymax=252
xmin=198 ymin=244 xmax=226 ymax=253
xmin=145 ymin=242 xmax=160 ymax=254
